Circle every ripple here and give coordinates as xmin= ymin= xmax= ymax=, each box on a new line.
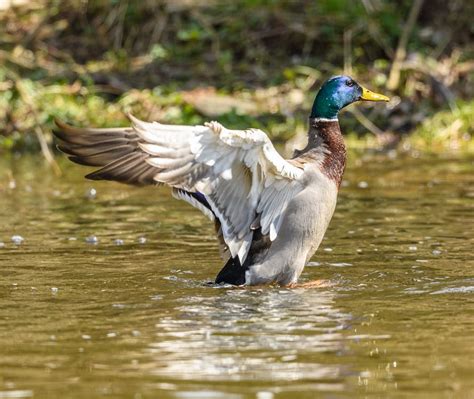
xmin=0 ymin=390 xmax=33 ymax=399
xmin=430 ymin=286 xmax=474 ymax=295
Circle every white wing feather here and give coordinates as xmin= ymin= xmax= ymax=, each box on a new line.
xmin=130 ymin=115 xmax=304 ymax=264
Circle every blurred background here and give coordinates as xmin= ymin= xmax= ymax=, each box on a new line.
xmin=0 ymin=0 xmax=473 ymax=166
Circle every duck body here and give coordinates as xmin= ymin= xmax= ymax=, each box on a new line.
xmin=217 ymin=119 xmax=344 ymax=286
xmin=54 ymin=76 xmax=388 ymax=286
xmin=244 ymin=166 xmax=338 ymax=285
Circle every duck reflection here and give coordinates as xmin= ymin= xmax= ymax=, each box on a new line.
xmin=147 ymin=286 xmax=352 ymax=388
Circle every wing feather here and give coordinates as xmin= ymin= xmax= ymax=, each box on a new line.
xmin=54 ymin=115 xmax=305 ymax=263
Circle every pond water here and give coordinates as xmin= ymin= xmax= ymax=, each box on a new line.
xmin=0 ymin=152 xmax=473 ymax=399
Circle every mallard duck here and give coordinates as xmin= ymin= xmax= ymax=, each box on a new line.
xmin=54 ymin=75 xmax=389 ymax=286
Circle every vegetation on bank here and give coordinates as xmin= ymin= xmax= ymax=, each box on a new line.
xmin=0 ymin=0 xmax=473 ymax=162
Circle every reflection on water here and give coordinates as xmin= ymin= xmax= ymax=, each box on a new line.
xmin=0 ymin=153 xmax=473 ymax=398
xmin=150 ymin=288 xmax=349 ymax=384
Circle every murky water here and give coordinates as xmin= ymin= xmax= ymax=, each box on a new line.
xmin=0 ymin=152 xmax=473 ymax=399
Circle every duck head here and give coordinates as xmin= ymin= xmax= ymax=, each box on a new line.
xmin=311 ymin=75 xmax=389 ymax=120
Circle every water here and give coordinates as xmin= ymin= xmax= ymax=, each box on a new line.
xmin=0 ymin=153 xmax=473 ymax=399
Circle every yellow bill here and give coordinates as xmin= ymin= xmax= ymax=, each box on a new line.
xmin=360 ymin=86 xmax=390 ymax=102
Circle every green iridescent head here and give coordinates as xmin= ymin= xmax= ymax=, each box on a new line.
xmin=311 ymin=75 xmax=389 ymax=119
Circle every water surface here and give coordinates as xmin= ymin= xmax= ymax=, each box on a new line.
xmin=0 ymin=153 xmax=473 ymax=398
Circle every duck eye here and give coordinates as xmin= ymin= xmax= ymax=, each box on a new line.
xmin=346 ymin=80 xmax=355 ymax=87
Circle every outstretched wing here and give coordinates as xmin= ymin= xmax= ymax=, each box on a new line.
xmin=54 ymin=115 xmax=305 ymax=264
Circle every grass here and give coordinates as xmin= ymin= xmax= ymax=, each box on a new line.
xmin=0 ymin=0 xmax=473 ymax=155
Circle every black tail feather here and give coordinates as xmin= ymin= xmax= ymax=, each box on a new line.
xmin=215 ymin=257 xmax=247 ymax=285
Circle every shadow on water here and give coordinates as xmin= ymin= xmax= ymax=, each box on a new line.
xmin=0 ymin=153 xmax=473 ymax=398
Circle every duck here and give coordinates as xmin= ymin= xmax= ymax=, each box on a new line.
xmin=54 ymin=75 xmax=389 ymax=286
